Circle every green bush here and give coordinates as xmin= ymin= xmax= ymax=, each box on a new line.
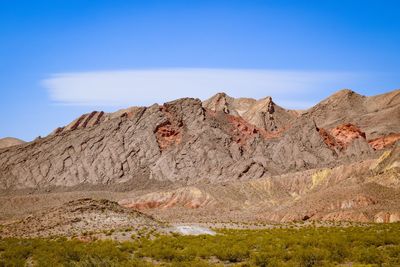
xmin=1 ymin=223 xmax=400 ymax=266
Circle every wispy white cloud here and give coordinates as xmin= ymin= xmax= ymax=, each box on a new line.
xmin=42 ymin=68 xmax=362 ymax=109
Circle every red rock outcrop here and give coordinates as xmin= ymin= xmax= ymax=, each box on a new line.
xmin=330 ymin=123 xmax=366 ymax=148
xmin=318 ymin=123 xmax=368 ymax=151
xmin=368 ymin=133 xmax=400 ymax=150
xmin=154 ymin=105 xmax=184 ymax=150
xmin=317 ymin=128 xmax=338 ymax=149
xmin=155 ymin=122 xmax=182 ymax=150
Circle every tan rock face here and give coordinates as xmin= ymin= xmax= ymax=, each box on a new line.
xmin=0 ymin=137 xmax=25 ymax=149
xmin=370 ymin=144 xmax=400 ymax=174
xmin=53 ymin=111 xmax=105 ymax=134
xmin=203 ymin=93 xmax=298 ymax=133
xmin=0 ymin=138 xmax=399 ymax=225
xmin=52 ymin=107 xmax=145 ymax=135
xmin=374 ymin=212 xmax=400 ymax=223
xmin=202 ymin=92 xmax=256 ymax=117
xmin=119 ymin=187 xmax=214 ymax=210
xmin=241 ymin=97 xmax=298 ymax=133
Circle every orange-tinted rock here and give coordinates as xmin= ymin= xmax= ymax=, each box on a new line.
xmin=330 ymin=123 xmax=366 ymax=148
xmin=368 ymin=133 xmax=400 ymax=150
xmin=318 ymin=123 xmax=367 ymax=151
xmin=154 ymin=105 xmax=183 ymax=150
xmin=317 ymin=128 xmax=337 ymax=149
xmin=155 ymin=122 xmax=182 ymax=150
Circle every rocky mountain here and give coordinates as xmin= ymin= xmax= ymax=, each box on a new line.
xmin=0 ymin=89 xmax=399 ymax=191
xmin=0 ymin=89 xmax=399 ymax=224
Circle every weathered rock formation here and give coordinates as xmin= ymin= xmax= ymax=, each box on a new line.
xmin=303 ymin=89 xmax=400 ymax=139
xmin=121 ymin=145 xmax=400 ymax=223
xmin=203 ymin=92 xmax=299 ymax=133
xmin=1 ymin=90 xmax=399 ymax=193
xmin=0 ymin=89 xmax=399 ymax=226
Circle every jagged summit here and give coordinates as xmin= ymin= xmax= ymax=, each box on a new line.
xmin=51 ymin=88 xmax=396 ymax=138
xmin=203 ymin=92 xmax=256 ymax=116
xmin=203 ymin=93 xmax=297 ymax=132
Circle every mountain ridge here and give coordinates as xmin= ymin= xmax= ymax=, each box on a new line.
xmin=0 ymin=88 xmax=399 ymax=224
xmin=1 ymin=89 xmax=399 ymax=192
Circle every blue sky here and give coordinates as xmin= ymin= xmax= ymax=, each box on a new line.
xmin=1 ymin=0 xmax=399 ymax=141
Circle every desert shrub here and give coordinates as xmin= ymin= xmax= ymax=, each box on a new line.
xmin=1 ymin=223 xmax=400 ymax=266
xmin=213 ymin=243 xmax=249 ymax=262
xmin=295 ymin=247 xmax=328 ymax=267
xmin=0 ymin=239 xmax=33 ymax=266
xmin=118 ymin=241 xmax=136 ymax=253
xmin=353 ymin=246 xmax=385 ymax=265
xmin=251 ymin=252 xmax=285 ymax=267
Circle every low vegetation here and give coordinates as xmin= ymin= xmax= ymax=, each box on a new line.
xmin=1 ymin=223 xmax=400 ymax=266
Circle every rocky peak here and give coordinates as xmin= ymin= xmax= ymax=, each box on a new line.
xmin=202 ymin=92 xmax=239 ymax=115
xmin=249 ymin=96 xmax=275 ymax=114
xmin=331 ymin=88 xmax=357 ymax=97
xmin=242 ymin=96 xmax=296 ymax=132
xmin=203 ymin=93 xmax=296 ymax=133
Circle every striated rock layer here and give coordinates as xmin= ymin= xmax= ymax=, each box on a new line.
xmin=0 ymin=89 xmax=399 ymax=224
xmin=118 ymin=144 xmax=400 ymax=223
xmin=0 ymin=89 xmax=399 ymax=192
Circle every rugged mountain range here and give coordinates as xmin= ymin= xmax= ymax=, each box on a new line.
xmin=0 ymin=89 xmax=399 ymax=224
